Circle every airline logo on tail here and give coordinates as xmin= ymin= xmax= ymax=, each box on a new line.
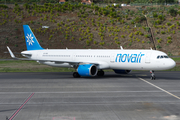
xmin=23 ymin=25 xmax=44 ymax=50
xmin=26 ymin=33 xmax=34 ymax=46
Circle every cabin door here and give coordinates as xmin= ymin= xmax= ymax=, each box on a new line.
xmin=110 ymin=53 xmax=116 ymax=63
xmin=72 ymin=53 xmax=76 ymax=61
xmin=145 ymin=52 xmax=151 ymax=63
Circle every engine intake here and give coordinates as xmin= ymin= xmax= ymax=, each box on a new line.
xmin=77 ymin=64 xmax=98 ymax=77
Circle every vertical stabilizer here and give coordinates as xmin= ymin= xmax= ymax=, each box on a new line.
xmin=23 ymin=25 xmax=44 ymax=50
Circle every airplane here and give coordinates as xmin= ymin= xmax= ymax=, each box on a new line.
xmin=7 ymin=25 xmax=176 ymax=80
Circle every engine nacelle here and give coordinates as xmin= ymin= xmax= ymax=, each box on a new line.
xmin=113 ymin=69 xmax=131 ymax=74
xmin=77 ymin=64 xmax=98 ymax=77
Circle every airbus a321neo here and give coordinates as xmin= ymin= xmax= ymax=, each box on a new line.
xmin=7 ymin=25 xmax=176 ymax=79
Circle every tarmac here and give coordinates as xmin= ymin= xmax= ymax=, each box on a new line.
xmin=0 ymin=71 xmax=180 ymax=120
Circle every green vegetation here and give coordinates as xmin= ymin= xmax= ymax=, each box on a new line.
xmin=0 ymin=60 xmax=75 ymax=72
xmin=0 ymin=0 xmax=177 ymax=4
xmin=169 ymin=8 xmax=178 ymax=17
xmin=0 ymin=2 xmax=180 ymax=60
xmin=167 ymin=66 xmax=180 ymax=71
xmin=0 ymin=4 xmax=8 ymax=8
xmin=172 ymin=57 xmax=180 ymax=62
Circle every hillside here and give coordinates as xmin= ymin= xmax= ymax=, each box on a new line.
xmin=0 ymin=3 xmax=180 ymax=58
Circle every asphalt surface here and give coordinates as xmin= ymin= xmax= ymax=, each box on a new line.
xmin=0 ymin=71 xmax=180 ymax=120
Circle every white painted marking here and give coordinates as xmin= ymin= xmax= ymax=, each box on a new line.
xmin=163 ymin=115 xmax=180 ymax=120
xmin=139 ymin=77 xmax=180 ymax=100
xmin=0 ymin=91 xmax=166 ymax=94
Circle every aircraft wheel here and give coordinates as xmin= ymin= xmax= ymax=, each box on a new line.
xmin=150 ymin=70 xmax=156 ymax=80
xmin=151 ymin=76 xmax=156 ymax=80
xmin=97 ymin=70 xmax=104 ymax=76
xmin=73 ymin=72 xmax=80 ymax=78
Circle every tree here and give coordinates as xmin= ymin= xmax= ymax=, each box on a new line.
xmin=149 ymin=0 xmax=153 ymax=4
xmin=169 ymin=8 xmax=177 ymax=17
xmin=132 ymin=0 xmax=176 ymax=3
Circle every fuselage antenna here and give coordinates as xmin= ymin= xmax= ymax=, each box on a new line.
xmin=120 ymin=46 xmax=123 ymax=50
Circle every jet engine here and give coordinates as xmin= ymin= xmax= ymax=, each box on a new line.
xmin=77 ymin=64 xmax=98 ymax=77
xmin=113 ymin=69 xmax=131 ymax=74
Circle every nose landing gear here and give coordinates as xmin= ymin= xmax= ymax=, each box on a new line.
xmin=150 ymin=70 xmax=156 ymax=80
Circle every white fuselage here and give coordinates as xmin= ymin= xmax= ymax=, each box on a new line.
xmin=21 ymin=49 xmax=176 ymax=71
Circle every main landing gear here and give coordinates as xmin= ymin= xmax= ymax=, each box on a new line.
xmin=73 ymin=72 xmax=80 ymax=78
xmin=150 ymin=70 xmax=156 ymax=80
xmin=97 ymin=70 xmax=104 ymax=76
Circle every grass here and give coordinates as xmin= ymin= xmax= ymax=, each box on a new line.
xmin=169 ymin=57 xmax=180 ymax=71
xmin=0 ymin=60 xmax=75 ymax=72
xmin=0 ymin=67 xmax=75 ymax=72
xmin=167 ymin=66 xmax=180 ymax=71
xmin=0 ymin=60 xmax=34 ymax=64
xmin=172 ymin=57 xmax=180 ymax=62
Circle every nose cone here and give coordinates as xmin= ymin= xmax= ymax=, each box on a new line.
xmin=167 ymin=59 xmax=176 ymax=69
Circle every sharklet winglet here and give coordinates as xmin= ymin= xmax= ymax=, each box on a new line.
xmin=7 ymin=46 xmax=16 ymax=58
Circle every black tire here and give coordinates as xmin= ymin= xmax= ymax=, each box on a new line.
xmin=73 ymin=72 xmax=80 ymax=78
xmin=151 ymin=76 xmax=156 ymax=80
xmin=97 ymin=70 xmax=104 ymax=76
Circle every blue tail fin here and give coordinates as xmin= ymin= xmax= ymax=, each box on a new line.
xmin=23 ymin=25 xmax=44 ymax=50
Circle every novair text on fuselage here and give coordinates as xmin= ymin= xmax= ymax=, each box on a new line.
xmin=115 ymin=52 xmax=145 ymax=63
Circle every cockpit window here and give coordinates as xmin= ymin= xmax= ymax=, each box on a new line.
xmin=157 ymin=55 xmax=169 ymax=59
